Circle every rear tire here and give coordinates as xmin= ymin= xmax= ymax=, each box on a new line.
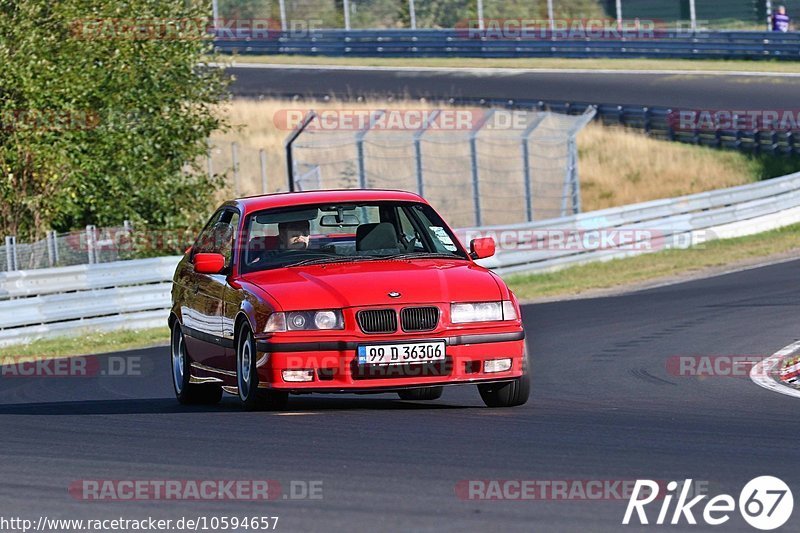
xmin=398 ymin=386 xmax=443 ymax=401
xmin=237 ymin=323 xmax=289 ymax=411
xmin=171 ymin=323 xmax=222 ymax=405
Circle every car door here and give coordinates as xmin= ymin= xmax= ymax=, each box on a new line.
xmin=182 ymin=209 xmax=238 ymax=370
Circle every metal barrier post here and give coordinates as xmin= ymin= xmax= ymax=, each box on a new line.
xmin=477 ymin=0 xmax=485 ymax=30
xmin=520 ymin=113 xmax=548 ymax=222
xmin=355 ymin=110 xmax=386 ymax=189
xmin=413 ymin=109 xmax=441 ymax=197
xmin=469 ymin=109 xmax=495 ymax=227
xmin=343 ymin=0 xmax=351 ymax=30
xmin=259 ymin=149 xmax=268 ymax=194
xmin=46 ymin=231 xmax=56 ymax=267
xmin=548 ymin=0 xmax=555 ymax=32
xmin=409 ymin=0 xmax=416 ymax=30
xmin=284 ymin=110 xmax=317 ymax=192
xmin=689 ymin=0 xmax=697 ymax=32
xmin=615 ymin=0 xmax=623 ymax=28
xmin=232 ymin=142 xmax=240 ymax=197
xmin=5 ymin=236 xmax=15 ymax=271
xmin=86 ymin=225 xmax=96 ymax=265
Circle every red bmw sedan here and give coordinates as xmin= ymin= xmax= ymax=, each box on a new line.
xmin=169 ymin=189 xmax=529 ymax=410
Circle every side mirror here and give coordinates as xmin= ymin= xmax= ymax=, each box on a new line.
xmin=470 ymin=237 xmax=495 ymax=260
xmin=194 ymin=252 xmax=225 ymax=274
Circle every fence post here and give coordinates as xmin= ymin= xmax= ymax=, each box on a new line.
xmin=343 ymin=0 xmax=351 ymax=30
xmin=86 ymin=225 xmax=96 ymax=265
xmin=409 ymin=0 xmax=416 ymax=29
xmin=413 ymin=109 xmax=441 ymax=197
xmin=469 ymin=109 xmax=495 ymax=227
xmin=547 ymin=0 xmax=555 ymax=33
xmin=615 ymin=0 xmax=623 ymax=28
xmin=206 ymin=140 xmax=213 ymax=179
xmin=259 ymin=149 xmax=268 ymax=194
xmin=46 ymin=231 xmax=56 ymax=267
xmin=520 ymin=113 xmax=548 ymax=222
xmin=284 ymin=110 xmax=317 ymax=192
xmin=5 ymin=236 xmax=15 ymax=271
xmin=477 ymin=0 xmax=485 ymax=30
xmin=231 ymin=142 xmax=240 ymax=197
xmin=355 ymin=110 xmax=385 ymax=190
xmin=279 ymin=0 xmax=287 ymax=31
xmin=689 ymin=0 xmax=697 ymax=31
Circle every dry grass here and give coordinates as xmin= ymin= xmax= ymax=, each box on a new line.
xmin=577 ymin=124 xmax=757 ymax=209
xmin=210 ymin=98 xmax=758 ymax=216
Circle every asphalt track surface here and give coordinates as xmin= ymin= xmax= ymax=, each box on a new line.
xmin=228 ymin=65 xmax=800 ymax=109
xmin=2 ymin=260 xmax=800 ymax=532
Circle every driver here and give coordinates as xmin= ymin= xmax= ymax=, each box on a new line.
xmin=278 ymin=220 xmax=310 ymax=250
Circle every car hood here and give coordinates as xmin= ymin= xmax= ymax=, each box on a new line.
xmin=240 ymin=259 xmax=504 ymax=310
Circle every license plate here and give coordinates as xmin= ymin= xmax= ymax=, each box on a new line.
xmin=357 ymin=341 xmax=446 ymax=365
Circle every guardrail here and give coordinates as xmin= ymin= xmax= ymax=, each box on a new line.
xmin=215 ymin=29 xmax=800 ymax=60
xmin=3 ymin=171 xmax=800 ymax=345
xmin=0 ymin=257 xmax=180 ymax=346
xmin=465 ymin=170 xmax=800 ymax=275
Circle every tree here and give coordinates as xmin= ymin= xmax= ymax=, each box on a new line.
xmin=0 ymin=0 xmax=230 ymax=241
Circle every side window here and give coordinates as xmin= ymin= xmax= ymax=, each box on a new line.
xmin=192 ymin=211 xmax=224 ymax=257
xmin=192 ymin=209 xmax=240 ymax=269
xmin=217 ymin=210 xmax=240 ymax=268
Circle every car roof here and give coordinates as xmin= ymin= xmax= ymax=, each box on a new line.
xmin=227 ymin=189 xmax=428 ymax=215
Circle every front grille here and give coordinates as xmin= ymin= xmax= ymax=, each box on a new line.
xmin=357 ymin=309 xmax=397 ymax=334
xmin=400 ymin=306 xmax=439 ymax=332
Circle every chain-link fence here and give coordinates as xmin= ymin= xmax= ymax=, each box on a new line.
xmin=214 ymin=1 xmax=797 ymax=31
xmin=0 ymin=223 xmax=197 ymax=272
xmin=284 ymin=108 xmax=595 ymax=227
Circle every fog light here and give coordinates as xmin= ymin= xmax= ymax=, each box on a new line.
xmin=484 ymin=358 xmax=512 ymax=373
xmin=282 ymin=369 xmax=314 ymax=382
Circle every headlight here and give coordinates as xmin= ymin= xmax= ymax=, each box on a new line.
xmin=264 ymin=310 xmax=344 ymax=332
xmin=451 ymin=301 xmax=518 ymax=323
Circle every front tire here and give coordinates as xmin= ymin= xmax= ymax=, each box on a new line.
xmin=398 ymin=386 xmax=443 ymax=401
xmin=236 ymin=323 xmax=288 ymax=411
xmin=478 ymin=349 xmax=530 ymax=408
xmin=171 ymin=323 xmax=222 ymax=405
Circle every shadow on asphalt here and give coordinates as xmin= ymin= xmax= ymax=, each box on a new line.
xmin=0 ymin=396 xmax=475 ymax=415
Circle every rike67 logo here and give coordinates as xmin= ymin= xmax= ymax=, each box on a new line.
xmin=623 ymin=476 xmax=793 ymax=530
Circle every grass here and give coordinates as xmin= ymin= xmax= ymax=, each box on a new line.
xmin=211 ymin=98 xmax=796 ymax=214
xmin=226 ymin=55 xmax=800 ymax=74
xmin=0 ymin=327 xmax=169 ymax=360
xmin=506 ymin=223 xmax=800 ymax=300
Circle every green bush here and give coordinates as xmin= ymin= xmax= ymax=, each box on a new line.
xmin=0 ymin=0 xmax=230 ymax=241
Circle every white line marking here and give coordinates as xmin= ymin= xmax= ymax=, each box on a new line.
xmin=219 ymin=62 xmax=800 ymax=78
xmin=750 ymin=340 xmax=800 ymax=399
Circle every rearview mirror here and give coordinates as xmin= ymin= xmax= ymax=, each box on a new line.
xmin=194 ymin=252 xmax=225 ymax=274
xmin=319 ymin=214 xmax=360 ymax=227
xmin=470 ymin=237 xmax=495 ymax=259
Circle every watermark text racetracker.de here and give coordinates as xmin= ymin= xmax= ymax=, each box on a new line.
xmin=69 ymin=479 xmax=322 ymax=501
xmin=456 ymin=479 xmax=708 ymax=501
xmin=455 ymin=228 xmax=713 ymax=253
xmin=0 ymin=355 xmax=144 ymax=378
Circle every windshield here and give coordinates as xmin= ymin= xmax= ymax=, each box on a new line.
xmin=240 ymin=201 xmax=468 ymax=272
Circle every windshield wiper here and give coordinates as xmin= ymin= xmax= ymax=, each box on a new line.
xmin=287 ymin=256 xmax=380 ymax=267
xmin=384 ymin=252 xmax=464 ymax=260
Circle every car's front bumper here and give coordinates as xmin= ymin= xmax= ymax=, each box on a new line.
xmin=253 ymin=330 xmax=526 ymax=391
